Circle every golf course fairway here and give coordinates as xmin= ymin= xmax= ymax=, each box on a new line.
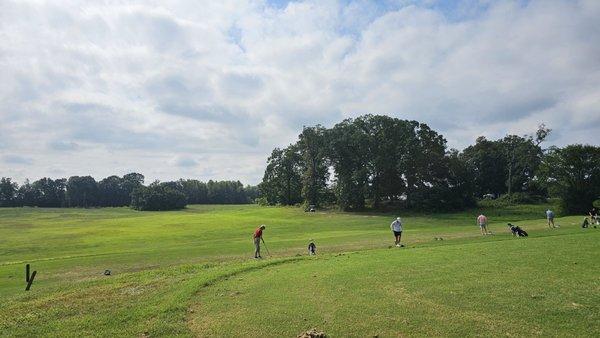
xmin=190 ymin=233 xmax=599 ymax=336
xmin=1 ymin=204 xmax=599 ymax=336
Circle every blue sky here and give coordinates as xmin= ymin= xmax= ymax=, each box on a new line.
xmin=1 ymin=0 xmax=598 ymax=184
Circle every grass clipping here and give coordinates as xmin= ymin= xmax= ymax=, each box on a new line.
xmin=298 ymin=328 xmax=326 ymax=338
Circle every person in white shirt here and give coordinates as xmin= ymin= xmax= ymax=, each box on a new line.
xmin=390 ymin=217 xmax=403 ymax=247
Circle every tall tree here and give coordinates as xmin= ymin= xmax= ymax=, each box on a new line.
xmin=0 ymin=177 xmax=18 ymax=207
xmin=259 ymin=146 xmax=302 ymax=205
xmin=539 ymin=145 xmax=600 ymax=214
xmin=66 ymin=176 xmax=99 ymax=207
xmin=500 ymin=135 xmax=544 ymax=198
xmin=16 ymin=179 xmax=39 ymax=207
xmin=31 ymin=178 xmax=66 ymax=207
xmin=298 ymin=126 xmax=329 ymax=208
xmin=98 ymin=175 xmax=125 ymax=207
xmin=462 ymin=136 xmax=508 ymax=197
xmin=327 ymin=119 xmax=370 ymax=210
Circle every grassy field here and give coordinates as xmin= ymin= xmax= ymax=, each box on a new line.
xmin=0 ymin=203 xmax=598 ymax=337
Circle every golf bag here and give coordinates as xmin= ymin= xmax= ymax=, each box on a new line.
xmin=582 ymin=218 xmax=589 ymax=228
xmin=508 ymin=224 xmax=528 ymax=237
xmin=308 ymin=242 xmax=316 ymax=255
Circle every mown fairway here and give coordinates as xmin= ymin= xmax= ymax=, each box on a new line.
xmin=1 ymin=204 xmax=599 ymax=337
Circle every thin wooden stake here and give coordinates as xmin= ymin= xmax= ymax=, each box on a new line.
xmin=26 ymin=264 xmax=30 ymax=283
xmin=25 ymin=270 xmax=37 ymax=291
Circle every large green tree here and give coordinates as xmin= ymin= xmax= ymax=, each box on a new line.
xmin=297 ymin=126 xmax=329 ymax=208
xmin=31 ymin=178 xmax=66 ymax=207
xmin=259 ymin=146 xmax=303 ymax=205
xmin=0 ymin=177 xmax=18 ymax=207
xmin=539 ymin=145 xmax=600 ymax=214
xmin=66 ymin=176 xmax=99 ymax=207
xmin=327 ymin=119 xmax=370 ymax=210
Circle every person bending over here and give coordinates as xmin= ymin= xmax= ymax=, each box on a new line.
xmin=253 ymin=225 xmax=266 ymax=259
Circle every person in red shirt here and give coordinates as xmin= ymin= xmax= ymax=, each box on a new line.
xmin=253 ymin=225 xmax=266 ymax=259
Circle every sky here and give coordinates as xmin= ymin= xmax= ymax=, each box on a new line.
xmin=1 ymin=0 xmax=599 ymax=185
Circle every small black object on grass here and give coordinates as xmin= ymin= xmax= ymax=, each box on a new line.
xmin=25 ymin=264 xmax=37 ymax=291
xmin=104 ymin=269 xmax=111 ymax=276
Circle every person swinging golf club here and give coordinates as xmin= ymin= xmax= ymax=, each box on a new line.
xmin=253 ymin=225 xmax=266 ymax=259
xmin=390 ymin=217 xmax=403 ymax=247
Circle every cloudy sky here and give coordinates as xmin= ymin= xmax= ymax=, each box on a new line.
xmin=1 ymin=0 xmax=599 ymax=185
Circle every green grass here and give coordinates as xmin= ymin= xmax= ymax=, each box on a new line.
xmin=1 ymin=203 xmax=598 ymax=337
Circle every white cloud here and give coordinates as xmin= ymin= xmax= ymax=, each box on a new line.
xmin=1 ymin=0 xmax=599 ymax=184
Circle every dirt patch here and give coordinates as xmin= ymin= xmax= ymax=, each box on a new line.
xmin=298 ymin=328 xmax=326 ymax=338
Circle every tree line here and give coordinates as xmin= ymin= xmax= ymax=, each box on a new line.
xmin=0 ymin=174 xmax=258 ymax=210
xmin=259 ymin=114 xmax=600 ymax=214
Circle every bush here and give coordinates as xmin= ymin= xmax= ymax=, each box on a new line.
xmin=130 ymin=183 xmax=187 ymax=211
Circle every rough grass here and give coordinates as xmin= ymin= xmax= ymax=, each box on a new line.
xmin=1 ymin=202 xmax=597 ymax=337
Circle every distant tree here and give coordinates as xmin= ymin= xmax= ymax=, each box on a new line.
xmin=130 ymin=182 xmax=187 ymax=211
xmin=0 ymin=177 xmax=18 ymax=207
xmin=462 ymin=136 xmax=508 ymax=197
xmin=499 ymin=135 xmax=544 ymax=198
xmin=327 ymin=118 xmax=371 ymax=210
xmin=178 ymin=179 xmax=208 ymax=204
xmin=259 ymin=146 xmax=302 ymax=205
xmin=244 ymin=185 xmax=260 ymax=202
xmin=539 ymin=145 xmax=600 ymax=214
xmin=31 ymin=178 xmax=66 ymax=207
xmin=534 ymin=123 xmax=552 ymax=147
xmin=16 ymin=179 xmax=40 ymax=207
xmin=66 ymin=176 xmax=99 ymax=207
xmin=260 ymin=114 xmax=482 ymax=211
xmin=445 ymin=149 xmax=477 ymax=209
xmin=98 ymin=176 xmax=124 ymax=207
xmin=122 ymin=173 xmax=145 ymax=204
xmin=358 ymin=115 xmax=407 ymax=207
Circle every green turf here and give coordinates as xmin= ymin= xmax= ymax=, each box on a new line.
xmin=0 ymin=203 xmax=598 ymax=337
xmin=190 ymin=234 xmax=600 ymax=337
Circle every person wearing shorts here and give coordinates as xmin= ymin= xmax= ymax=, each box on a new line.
xmin=253 ymin=225 xmax=266 ymax=259
xmin=546 ymin=209 xmax=556 ymax=228
xmin=390 ymin=217 xmax=403 ymax=247
xmin=477 ymin=214 xmax=489 ymax=235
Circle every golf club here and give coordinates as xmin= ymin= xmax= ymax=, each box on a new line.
xmin=262 ymin=239 xmax=271 ymax=256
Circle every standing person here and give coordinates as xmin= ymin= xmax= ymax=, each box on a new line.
xmin=477 ymin=214 xmax=489 ymax=235
xmin=253 ymin=225 xmax=266 ymax=259
xmin=390 ymin=217 xmax=403 ymax=247
xmin=546 ymin=209 xmax=556 ymax=228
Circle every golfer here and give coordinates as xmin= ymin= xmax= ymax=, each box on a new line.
xmin=253 ymin=225 xmax=266 ymax=259
xmin=477 ymin=214 xmax=489 ymax=235
xmin=390 ymin=217 xmax=403 ymax=247
xmin=546 ymin=209 xmax=556 ymax=228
